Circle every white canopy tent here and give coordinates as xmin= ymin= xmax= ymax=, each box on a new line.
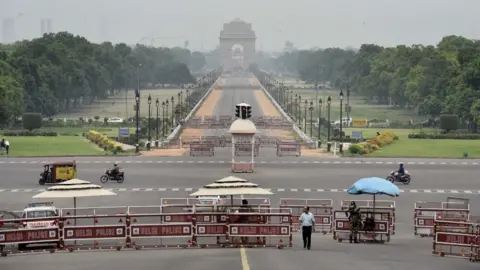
xmin=33 ymin=178 xmax=117 ymax=216
xmin=189 ymin=176 xmax=273 ymax=205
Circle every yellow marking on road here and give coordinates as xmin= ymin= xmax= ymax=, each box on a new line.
xmin=240 ymin=248 xmax=250 ymax=270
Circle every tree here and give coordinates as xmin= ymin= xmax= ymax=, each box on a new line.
xmin=0 ymin=32 xmax=197 ymax=119
xmin=275 ymin=35 xmax=480 ymax=130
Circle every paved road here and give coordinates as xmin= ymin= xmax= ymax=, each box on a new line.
xmin=1 ymin=75 xmax=479 ymax=268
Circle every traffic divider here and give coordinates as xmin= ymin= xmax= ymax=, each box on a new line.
xmin=276 ymin=140 xmax=301 ymax=157
xmin=333 ymin=210 xmax=391 ymax=244
xmin=341 ymin=199 xmax=396 ymax=235
xmin=414 ymin=201 xmax=470 ymax=237
xmin=279 ymin=198 xmax=333 ymax=234
xmin=432 ymin=218 xmax=479 ymax=261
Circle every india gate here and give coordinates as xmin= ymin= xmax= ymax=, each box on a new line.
xmin=219 ymin=18 xmax=256 ymax=71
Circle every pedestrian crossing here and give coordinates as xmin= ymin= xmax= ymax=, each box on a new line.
xmin=0 ymin=159 xmax=478 ymax=166
xmin=0 ymin=187 xmax=478 ymax=194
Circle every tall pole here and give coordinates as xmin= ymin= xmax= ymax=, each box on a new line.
xmin=318 ymin=99 xmax=322 ymax=142
xmin=147 ymin=94 xmax=152 ymax=142
xmin=346 ymin=84 xmax=350 ymax=121
xmin=165 ymin=100 xmax=169 ymax=134
xmin=156 ymin=98 xmax=159 ymax=142
xmin=309 ymin=101 xmax=313 ymax=137
xmin=304 ymin=100 xmax=307 ymax=132
xmin=298 ymin=96 xmax=302 ymax=126
xmin=339 ymin=91 xmax=344 ymax=152
xmin=135 ymin=90 xmax=140 ymax=153
xmin=171 ymin=96 xmax=175 ymax=127
xmin=327 ymin=96 xmax=331 ymax=143
xmin=162 ymin=102 xmax=165 ymax=138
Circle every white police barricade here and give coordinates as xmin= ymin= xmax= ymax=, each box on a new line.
xmin=414 ymin=201 xmax=470 ymax=237
xmin=341 ymin=200 xmax=396 ymax=235
xmin=279 ymin=199 xmax=333 ymax=234
xmin=333 ymin=210 xmax=391 ymax=244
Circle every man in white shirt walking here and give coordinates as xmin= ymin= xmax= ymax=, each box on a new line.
xmin=299 ymin=206 xmax=315 ymax=250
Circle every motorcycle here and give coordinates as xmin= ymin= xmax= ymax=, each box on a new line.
xmin=386 ymin=170 xmax=411 ymax=184
xmin=100 ymin=169 xmax=124 ymax=183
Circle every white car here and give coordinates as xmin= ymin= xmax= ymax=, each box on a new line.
xmin=107 ymin=117 xmax=124 ymax=123
xmin=18 ymin=202 xmax=59 ymax=249
xmin=334 ymin=117 xmax=352 ymax=128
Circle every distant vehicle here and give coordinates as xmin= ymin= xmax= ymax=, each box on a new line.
xmin=334 ymin=117 xmax=352 ymax=128
xmin=107 ymin=117 xmax=124 ymax=123
xmin=18 ymin=202 xmax=59 ymax=250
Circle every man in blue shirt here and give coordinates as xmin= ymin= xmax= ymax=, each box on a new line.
xmin=299 ymin=206 xmax=315 ymax=250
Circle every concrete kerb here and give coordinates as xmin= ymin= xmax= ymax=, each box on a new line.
xmin=165 ymin=76 xmax=223 ymax=142
xmin=252 ymin=74 xmax=315 ymax=146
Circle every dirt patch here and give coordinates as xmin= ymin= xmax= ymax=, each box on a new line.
xmin=180 ymin=128 xmax=204 ymax=137
xmin=261 ymin=129 xmax=293 ymax=138
xmin=140 ymin=148 xmax=187 ymax=157
xmin=301 ymin=148 xmax=335 ymax=157
xmin=195 ymin=89 xmax=222 ymax=117
xmin=254 ymin=90 xmax=280 ymax=117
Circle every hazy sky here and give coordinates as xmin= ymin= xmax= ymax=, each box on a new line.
xmin=1 ymin=0 xmax=479 ymax=51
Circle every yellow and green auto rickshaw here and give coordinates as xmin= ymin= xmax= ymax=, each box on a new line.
xmin=38 ymin=160 xmax=77 ymax=185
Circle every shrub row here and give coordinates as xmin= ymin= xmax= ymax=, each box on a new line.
xmin=349 ymin=131 xmax=398 ymax=155
xmin=2 ymin=130 xmax=58 ymax=136
xmin=331 ymin=137 xmax=363 ymax=143
xmin=86 ymin=131 xmax=124 ymax=152
xmin=407 ymin=133 xmax=480 ymax=140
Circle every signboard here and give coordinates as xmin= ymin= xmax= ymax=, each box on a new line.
xmin=131 ymin=224 xmax=192 ymax=237
xmin=0 ymin=228 xmax=59 ymax=244
xmin=351 ymin=131 xmax=363 ymax=139
xmin=196 ymin=225 xmax=227 ymax=236
xmin=436 ymin=232 xmax=477 ymax=245
xmin=351 ymin=119 xmax=368 ymax=128
xmin=229 ymin=225 xmax=290 ymax=236
xmin=55 ymin=166 xmax=74 ymax=179
xmin=119 ymin=128 xmax=129 ymax=138
xmin=64 ymin=225 xmax=126 ymax=240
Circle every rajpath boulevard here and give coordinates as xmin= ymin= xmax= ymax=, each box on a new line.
xmin=1 ymin=75 xmax=479 ymax=268
xmin=1 ymin=156 xmax=480 ymax=270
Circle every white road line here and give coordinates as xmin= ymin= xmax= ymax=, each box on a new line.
xmin=278 ymin=188 xmax=285 ymax=192
xmin=424 ymin=190 xmax=432 ymax=193
xmin=450 ymin=190 xmax=459 ymax=193
xmin=11 ymin=189 xmax=19 ymax=192
xmin=437 ymin=190 xmax=445 ymax=193
xmin=410 ymin=190 xmax=418 ymax=193
xmin=317 ymin=189 xmax=324 ymax=192
xmin=464 ymin=190 xmax=473 ymax=194
xmin=145 ymin=188 xmax=153 ymax=191
xmin=158 ymin=188 xmax=166 ymax=191
xmin=291 ymin=189 xmax=298 ymax=192
xmin=0 ymin=189 xmax=5 ymax=192
xmin=172 ymin=188 xmax=179 ymax=191
xmin=131 ymin=188 xmax=140 ymax=191
xmin=304 ymin=189 xmax=311 ymax=192
xmin=330 ymin=189 xmax=339 ymax=192
xmin=184 ymin=188 xmax=193 ymax=191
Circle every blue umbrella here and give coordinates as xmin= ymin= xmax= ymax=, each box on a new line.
xmin=347 ymin=177 xmax=400 ymax=197
xmin=347 ymin=177 xmax=400 ymax=216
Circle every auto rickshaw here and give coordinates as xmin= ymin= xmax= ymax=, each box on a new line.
xmin=38 ymin=161 xmax=77 ymax=185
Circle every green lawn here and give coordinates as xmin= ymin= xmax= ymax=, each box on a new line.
xmin=55 ymin=89 xmax=182 ymax=119
xmin=2 ymin=136 xmax=104 ymax=157
xmin=287 ymin=88 xmax=426 ymax=123
xmin=370 ymin=139 xmax=480 ymax=158
xmin=341 ymin=128 xmax=479 ymax=158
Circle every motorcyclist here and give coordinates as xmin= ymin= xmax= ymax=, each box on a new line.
xmin=397 ymin=163 xmax=405 ymax=180
xmin=109 ymin=163 xmax=120 ymax=179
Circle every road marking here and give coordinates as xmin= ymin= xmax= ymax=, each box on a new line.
xmin=240 ymin=248 xmax=250 ymax=270
xmin=1 ymin=159 xmax=480 ymax=165
xmin=0 ymin=188 xmax=479 ymax=194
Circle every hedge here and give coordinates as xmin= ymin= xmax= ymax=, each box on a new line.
xmin=86 ymin=130 xmax=124 ymax=152
xmin=408 ymin=133 xmax=480 ymax=140
xmin=349 ymin=131 xmax=398 ymax=155
xmin=2 ymin=130 xmax=57 ymax=136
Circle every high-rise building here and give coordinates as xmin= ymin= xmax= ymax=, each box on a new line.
xmin=1 ymin=18 xmax=14 ymax=43
xmin=40 ymin=18 xmax=53 ymax=35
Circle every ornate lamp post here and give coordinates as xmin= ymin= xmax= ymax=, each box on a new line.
xmin=304 ymin=99 xmax=308 ymax=131
xmin=155 ymin=98 xmax=159 ymax=143
xmin=309 ymin=101 xmax=314 ymax=137
xmin=135 ymin=90 xmax=140 ymax=153
xmin=327 ymin=96 xmax=331 ymax=152
xmin=162 ymin=101 xmax=165 ymax=138
xmin=339 ymin=91 xmax=344 ymax=152
xmin=318 ymin=98 xmax=322 ymax=142
xmin=147 ymin=94 xmax=152 ymax=142
xmin=171 ymin=96 xmax=175 ymax=127
xmin=165 ymin=99 xmax=169 ymax=133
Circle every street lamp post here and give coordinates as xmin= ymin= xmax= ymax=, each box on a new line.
xmin=178 ymin=91 xmax=182 ymax=118
xmin=135 ymin=90 xmax=140 ymax=153
xmin=318 ymin=99 xmax=322 ymax=144
xmin=304 ymin=99 xmax=307 ymax=131
xmin=327 ymin=96 xmax=331 ymax=151
xmin=162 ymin=101 xmax=165 ymax=138
xmin=309 ymin=101 xmax=314 ymax=137
xmin=147 ymin=94 xmax=152 ymax=142
xmin=298 ymin=95 xmax=302 ymax=126
xmin=186 ymin=88 xmax=190 ymax=110
xmin=339 ymin=91 xmax=344 ymax=152
xmin=155 ymin=98 xmax=159 ymax=144
xmin=294 ymin=94 xmax=298 ymax=122
xmin=165 ymin=99 xmax=169 ymax=133
xmin=171 ymin=96 xmax=175 ymax=128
